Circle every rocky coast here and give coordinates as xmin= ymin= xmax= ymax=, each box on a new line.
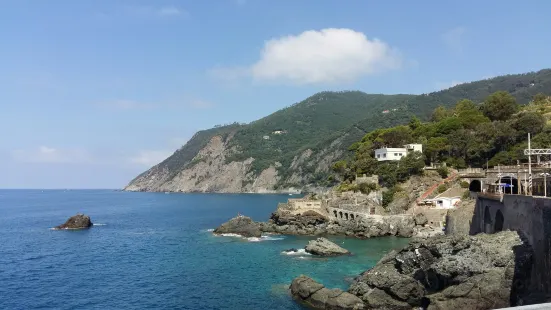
xmin=291 ymin=231 xmax=533 ymax=309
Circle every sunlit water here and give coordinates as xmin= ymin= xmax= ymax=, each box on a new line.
xmin=0 ymin=190 xmax=409 ymax=309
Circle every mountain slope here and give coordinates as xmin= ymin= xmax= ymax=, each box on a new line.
xmin=125 ymin=68 xmax=551 ymax=193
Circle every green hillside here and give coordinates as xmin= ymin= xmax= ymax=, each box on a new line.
xmin=127 ymin=68 xmax=551 ymax=192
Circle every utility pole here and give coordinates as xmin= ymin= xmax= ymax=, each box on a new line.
xmin=540 ymin=172 xmax=550 ymax=197
xmin=528 ymin=133 xmax=533 ymax=196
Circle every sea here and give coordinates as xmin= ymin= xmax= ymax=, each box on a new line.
xmin=0 ymin=189 xmax=410 ymax=310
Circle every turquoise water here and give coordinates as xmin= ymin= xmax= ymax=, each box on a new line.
xmin=0 ymin=190 xmax=409 ymax=309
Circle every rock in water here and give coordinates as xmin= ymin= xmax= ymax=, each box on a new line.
xmin=305 ymin=237 xmax=350 ymax=256
xmin=55 ymin=214 xmax=93 ymax=230
xmin=213 ymin=216 xmax=262 ymax=238
xmin=347 ymin=231 xmax=533 ymax=309
xmin=290 ymin=275 xmax=365 ymax=309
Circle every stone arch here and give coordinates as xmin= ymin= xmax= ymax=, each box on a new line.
xmin=339 ymin=211 xmax=343 ymax=219
xmin=469 ymin=180 xmax=482 ymax=192
xmin=333 ymin=210 xmax=338 ymax=218
xmin=350 ymin=214 xmax=355 ymax=220
xmin=484 ymin=206 xmax=493 ymax=233
xmin=345 ymin=213 xmax=349 ymax=220
xmin=494 ymin=210 xmax=504 ymax=232
xmin=499 ymin=177 xmax=518 ymax=194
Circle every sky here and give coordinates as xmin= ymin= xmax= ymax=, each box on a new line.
xmin=1 ymin=0 xmax=551 ymax=189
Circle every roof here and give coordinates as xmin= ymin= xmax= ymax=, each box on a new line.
xmin=375 ymin=147 xmax=407 ymax=152
xmin=434 ymin=187 xmax=464 ymax=199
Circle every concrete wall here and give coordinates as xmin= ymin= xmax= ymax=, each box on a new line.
xmin=281 ymin=199 xmax=324 ymax=215
xmin=472 ymin=195 xmax=551 ymax=301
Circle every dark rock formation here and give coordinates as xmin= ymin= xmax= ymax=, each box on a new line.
xmin=305 ymin=237 xmax=350 ymax=256
xmin=347 ymin=231 xmax=533 ymax=309
xmin=291 ymin=275 xmax=365 ymax=310
xmin=414 ymin=213 xmax=428 ymax=226
xmin=55 ymin=214 xmax=93 ymax=230
xmin=445 ymin=199 xmax=475 ymax=235
xmin=213 ymin=216 xmax=262 ymax=238
xmin=260 ymin=209 xmax=415 ymax=238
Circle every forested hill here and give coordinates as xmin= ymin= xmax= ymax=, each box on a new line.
xmin=125 ymin=69 xmax=551 ymax=193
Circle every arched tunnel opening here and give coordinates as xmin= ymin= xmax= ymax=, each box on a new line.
xmin=469 ymin=180 xmax=482 ymax=192
xmin=494 ymin=210 xmax=504 ymax=232
xmin=484 ymin=206 xmax=493 ymax=234
xmin=499 ymin=177 xmax=518 ymax=194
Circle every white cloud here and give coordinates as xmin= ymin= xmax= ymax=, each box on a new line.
xmin=211 ymin=28 xmax=402 ymax=85
xmin=129 ymin=150 xmax=173 ymax=166
xmin=157 ymin=6 xmax=184 ymax=16
xmin=106 ymin=5 xmax=187 ymax=19
xmin=11 ymin=146 xmax=92 ymax=164
xmin=442 ymin=27 xmax=466 ymax=52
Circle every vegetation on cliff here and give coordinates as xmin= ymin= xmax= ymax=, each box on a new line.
xmin=127 ymin=69 xmax=551 ymax=192
xmin=333 ymin=91 xmax=551 ymax=199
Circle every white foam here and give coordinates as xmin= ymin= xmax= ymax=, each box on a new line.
xmin=215 ymin=233 xmax=285 ymax=242
xmin=93 ymin=223 xmax=106 ymax=226
xmin=282 ymin=249 xmax=311 ymax=256
xmin=206 ymin=228 xmax=214 ymax=232
xmin=219 ymin=233 xmax=243 ymax=238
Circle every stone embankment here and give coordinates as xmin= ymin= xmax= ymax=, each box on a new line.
xmin=291 ymin=231 xmax=533 ymax=310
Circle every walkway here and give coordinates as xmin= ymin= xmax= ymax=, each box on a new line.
xmin=417 ymin=172 xmax=458 ymax=204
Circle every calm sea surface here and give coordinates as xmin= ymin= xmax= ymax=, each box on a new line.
xmin=0 ymin=190 xmax=409 ymax=310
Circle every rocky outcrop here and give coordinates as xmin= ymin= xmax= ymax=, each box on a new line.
xmin=55 ymin=214 xmax=93 ymax=230
xmin=305 ymin=237 xmax=350 ymax=256
xmin=125 ymin=127 xmax=351 ymax=194
xmin=347 ymin=231 xmax=533 ymax=309
xmin=414 ymin=213 xmax=428 ymax=226
xmin=213 ymin=216 xmax=261 ymax=238
xmin=291 ymin=275 xmax=365 ymax=310
xmin=261 ymin=210 xmax=415 ymax=238
xmin=445 ymin=198 xmax=476 ymax=235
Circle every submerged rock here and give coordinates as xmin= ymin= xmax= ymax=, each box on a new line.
xmin=213 ymin=215 xmax=262 ymax=238
xmin=347 ymin=231 xmax=533 ymax=309
xmin=305 ymin=237 xmax=350 ymax=256
xmin=55 ymin=214 xmax=93 ymax=230
xmin=291 ymin=275 xmax=365 ymax=310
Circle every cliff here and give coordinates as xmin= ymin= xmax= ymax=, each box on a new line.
xmin=125 ymin=69 xmax=551 ymax=193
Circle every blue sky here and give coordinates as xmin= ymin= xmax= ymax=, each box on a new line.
xmin=1 ymin=0 xmax=550 ymax=189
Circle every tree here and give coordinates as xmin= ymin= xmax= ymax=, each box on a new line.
xmin=397 ymin=151 xmax=425 ymax=181
xmin=331 ymin=160 xmax=347 ymax=175
xmin=481 ymin=91 xmax=519 ymax=121
xmin=454 ymin=99 xmax=477 ymax=114
xmin=431 ymin=106 xmax=449 ymax=122
xmin=425 ymin=137 xmax=448 ymax=162
xmin=380 ymin=126 xmax=413 ymax=147
xmin=408 ymin=116 xmax=422 ymax=130
xmin=511 ymin=111 xmax=546 ymax=137
xmin=533 ymin=93 xmax=548 ymax=104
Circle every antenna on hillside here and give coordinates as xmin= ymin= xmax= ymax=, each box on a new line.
xmin=528 ymin=133 xmax=533 ymax=196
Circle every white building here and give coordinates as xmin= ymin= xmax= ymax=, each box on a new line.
xmin=432 ymin=188 xmax=463 ymax=209
xmin=374 ymin=143 xmax=423 ymax=161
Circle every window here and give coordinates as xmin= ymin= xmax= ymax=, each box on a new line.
xmin=377 ymin=154 xmax=380 ymax=158
xmin=399 ymin=153 xmax=403 ymax=156
xmin=383 ymin=154 xmax=386 ymax=158
xmin=394 ymin=153 xmax=398 ymax=156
